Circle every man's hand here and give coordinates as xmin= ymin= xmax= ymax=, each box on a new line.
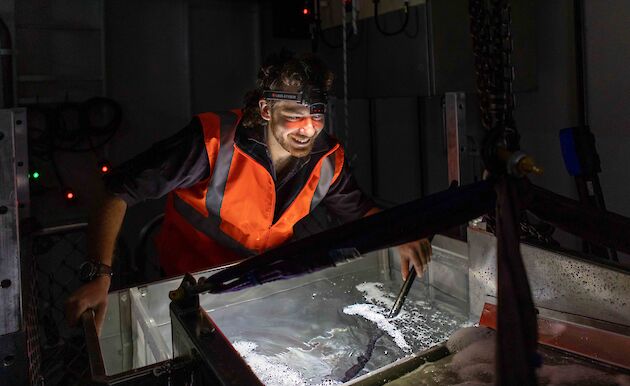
xmin=397 ymin=238 xmax=432 ymax=280
xmin=65 ymin=275 xmax=111 ymax=334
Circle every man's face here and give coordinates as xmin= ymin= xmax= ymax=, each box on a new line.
xmin=263 ymin=100 xmax=326 ymax=158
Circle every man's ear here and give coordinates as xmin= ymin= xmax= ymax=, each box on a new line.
xmin=258 ymin=100 xmax=271 ymax=121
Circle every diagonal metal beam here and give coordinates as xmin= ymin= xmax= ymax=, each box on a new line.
xmin=194 ymin=179 xmax=496 ymax=295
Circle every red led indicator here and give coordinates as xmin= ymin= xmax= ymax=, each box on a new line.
xmin=303 ymin=8 xmax=309 ymax=15
xmin=66 ymin=192 xmax=75 ymax=200
xmin=99 ymin=160 xmax=111 ymax=174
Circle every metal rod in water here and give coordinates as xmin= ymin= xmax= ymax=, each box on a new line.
xmin=388 ymin=268 xmax=417 ymax=319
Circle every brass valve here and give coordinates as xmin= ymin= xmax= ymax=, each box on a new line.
xmin=497 ymin=147 xmax=544 ymax=177
xmin=517 ymin=155 xmax=544 ymax=176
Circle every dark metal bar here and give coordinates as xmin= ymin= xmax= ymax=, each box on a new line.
xmin=368 ymin=98 xmax=379 ymax=198
xmin=495 ymin=178 xmax=538 ymax=386
xmin=416 ymin=96 xmax=426 ymax=197
xmin=0 ymin=17 xmax=14 ymax=108
xmin=81 ymin=311 xmax=107 ymax=379
xmin=574 ymin=0 xmax=588 ymax=128
xmin=170 ymin=278 xmax=264 ymax=386
xmin=529 ymin=183 xmax=630 ymax=256
xmin=195 ymin=180 xmax=496 ymax=295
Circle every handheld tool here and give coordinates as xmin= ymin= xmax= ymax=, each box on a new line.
xmin=342 ymin=237 xmax=432 ymax=382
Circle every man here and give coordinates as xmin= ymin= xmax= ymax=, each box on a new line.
xmin=65 ymin=52 xmax=431 ymax=332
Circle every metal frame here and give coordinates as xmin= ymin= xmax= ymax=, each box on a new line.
xmin=0 ymin=109 xmax=25 ymax=335
xmin=83 ymin=309 xmax=192 ymax=385
xmin=169 ymin=279 xmax=263 ymax=385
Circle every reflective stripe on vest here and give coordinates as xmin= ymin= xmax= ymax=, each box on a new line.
xmin=206 ymin=111 xmax=238 ymax=219
xmin=311 ymin=152 xmax=335 ymax=211
xmin=172 ymin=193 xmax=254 ymax=257
xmin=173 ymin=111 xmax=254 ymax=256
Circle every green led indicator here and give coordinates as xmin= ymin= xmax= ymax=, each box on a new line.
xmin=32 ymin=171 xmax=40 ymax=179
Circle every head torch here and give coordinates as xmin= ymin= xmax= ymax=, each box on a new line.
xmin=263 ymin=86 xmax=327 ymax=115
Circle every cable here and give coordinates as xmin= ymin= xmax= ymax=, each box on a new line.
xmin=53 ymin=97 xmax=122 ymax=152
xmin=27 ymin=97 xmax=122 ymax=196
xmin=402 ymin=3 xmax=420 ymax=39
xmin=373 ymin=0 xmax=410 ymax=37
xmin=342 ymin=0 xmax=350 ymax=159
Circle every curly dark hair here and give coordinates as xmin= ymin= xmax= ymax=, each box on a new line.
xmin=241 ymin=50 xmax=334 ymax=128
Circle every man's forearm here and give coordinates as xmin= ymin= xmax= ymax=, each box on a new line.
xmin=87 ymin=193 xmax=127 ymax=266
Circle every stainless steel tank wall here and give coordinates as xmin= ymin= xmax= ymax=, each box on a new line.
xmin=388 ymin=235 xmax=470 ymax=316
xmin=468 ymin=227 xmax=630 ymax=326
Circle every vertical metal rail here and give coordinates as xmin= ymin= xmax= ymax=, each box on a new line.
xmin=416 ymin=96 xmax=426 ymax=197
xmin=424 ymin=0 xmax=437 ymax=96
xmin=82 ymin=311 xmax=107 ymax=378
xmin=0 ymin=109 xmax=30 ymax=386
xmin=368 ymin=98 xmax=379 ymax=198
xmin=444 ymin=92 xmax=467 ymax=186
xmin=0 ymin=17 xmax=15 ymax=108
xmin=572 ymin=0 xmax=617 ymax=261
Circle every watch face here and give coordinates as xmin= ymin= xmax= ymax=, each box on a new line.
xmin=79 ymin=261 xmax=96 ymax=282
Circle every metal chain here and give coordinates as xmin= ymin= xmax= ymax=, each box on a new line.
xmin=470 ymin=0 xmax=520 ymax=171
xmin=519 ymin=221 xmax=556 ymax=246
xmin=484 ymin=213 xmax=557 ymax=246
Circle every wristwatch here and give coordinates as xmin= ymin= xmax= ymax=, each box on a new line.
xmin=79 ymin=260 xmax=113 ymax=282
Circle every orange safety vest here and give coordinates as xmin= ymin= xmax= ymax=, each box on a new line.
xmin=155 ymin=110 xmax=345 ymax=275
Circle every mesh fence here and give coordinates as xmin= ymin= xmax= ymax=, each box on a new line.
xmin=30 ymin=224 xmax=136 ymax=386
xmin=24 ymin=243 xmax=44 ymax=386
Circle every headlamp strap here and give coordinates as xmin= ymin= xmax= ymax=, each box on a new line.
xmin=263 ymin=86 xmax=328 ymax=115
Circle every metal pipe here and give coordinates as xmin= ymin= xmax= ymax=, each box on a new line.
xmin=0 ymin=17 xmax=15 ymax=108
xmin=388 ymin=268 xmax=417 ymax=318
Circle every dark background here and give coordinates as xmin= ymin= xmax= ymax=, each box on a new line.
xmin=1 ymin=0 xmax=628 ymax=265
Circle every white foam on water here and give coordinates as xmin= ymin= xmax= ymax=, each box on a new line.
xmin=343 ymin=303 xmax=411 ymax=351
xmin=355 ymin=282 xmax=395 ymax=309
xmin=343 ymin=281 xmax=469 ymax=353
xmin=233 ymin=340 xmax=342 ymax=386
xmin=229 ymin=281 xmax=469 ymax=385
xmin=234 ymin=341 xmax=308 ymax=386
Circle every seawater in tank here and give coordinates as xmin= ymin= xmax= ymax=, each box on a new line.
xmin=99 ymin=248 xmax=470 ymax=385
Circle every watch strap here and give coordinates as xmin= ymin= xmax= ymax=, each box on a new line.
xmin=93 ymin=261 xmax=113 ymax=277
